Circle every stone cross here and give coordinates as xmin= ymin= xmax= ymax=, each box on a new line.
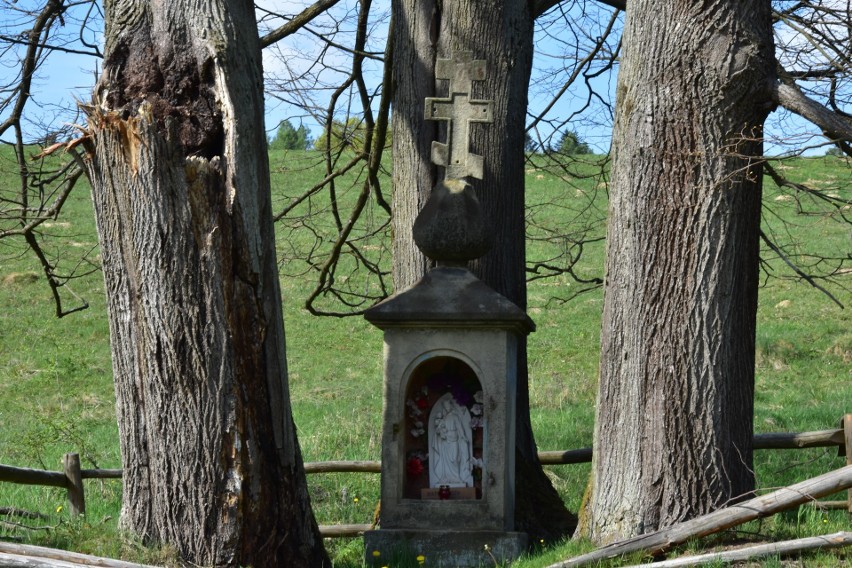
xmin=425 ymin=52 xmax=493 ymax=180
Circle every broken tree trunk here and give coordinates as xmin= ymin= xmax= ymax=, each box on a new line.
xmin=620 ymin=532 xmax=852 ymax=567
xmin=550 ymin=464 xmax=852 ymax=567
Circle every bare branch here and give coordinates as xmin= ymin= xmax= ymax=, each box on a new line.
xmin=537 ymin=0 xmax=625 ymax=18
xmin=0 ymin=0 xmax=99 ymax=317
xmin=0 ymin=34 xmax=100 ymax=57
xmin=591 ymin=0 xmax=625 ymax=12
xmin=760 ymin=229 xmax=844 ymax=309
xmin=527 ymin=9 xmax=620 ymax=133
xmin=24 ymin=230 xmax=90 ymax=318
xmin=260 ymin=0 xmax=343 ymax=48
xmin=774 ymin=79 xmax=852 ymax=142
xmin=303 ymin=0 xmax=392 ymax=316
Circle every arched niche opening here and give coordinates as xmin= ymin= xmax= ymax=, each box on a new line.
xmin=402 ymin=355 xmax=484 ymax=500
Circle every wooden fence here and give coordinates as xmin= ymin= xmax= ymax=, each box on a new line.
xmin=2 ymin=414 xmax=850 ymax=538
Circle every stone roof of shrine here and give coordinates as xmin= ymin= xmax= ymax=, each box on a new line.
xmin=364 ymin=266 xmax=535 ymax=334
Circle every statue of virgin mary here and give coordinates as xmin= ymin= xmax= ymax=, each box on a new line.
xmin=428 ymin=393 xmax=474 ymax=488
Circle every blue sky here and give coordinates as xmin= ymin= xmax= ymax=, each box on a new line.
xmin=1 ymin=0 xmax=831 ymax=156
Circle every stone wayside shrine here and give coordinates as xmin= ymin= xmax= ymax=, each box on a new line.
xmin=363 ymin=52 xmax=532 ymax=566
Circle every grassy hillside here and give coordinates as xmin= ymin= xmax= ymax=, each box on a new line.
xmin=0 ymin=147 xmax=849 ymax=565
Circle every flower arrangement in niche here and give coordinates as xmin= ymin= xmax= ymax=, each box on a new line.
xmin=406 ymin=450 xmax=428 ymax=477
xmin=469 ymin=390 xmax=484 ymax=429
xmin=406 ymin=386 xmax=429 ymax=437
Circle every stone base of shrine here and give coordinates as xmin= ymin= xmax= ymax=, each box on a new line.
xmin=364 ymin=529 xmax=528 ymax=567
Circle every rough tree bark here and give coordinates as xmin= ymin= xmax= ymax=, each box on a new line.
xmin=82 ymin=0 xmax=328 ymax=565
xmin=579 ymin=1 xmax=775 ymax=544
xmin=392 ymin=0 xmax=577 ymax=540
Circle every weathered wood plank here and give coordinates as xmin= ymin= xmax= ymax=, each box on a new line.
xmin=539 ymin=429 xmax=845 ymax=467
xmin=0 ymin=542 xmax=157 ymax=567
xmin=843 ymin=414 xmax=851 ymax=513
xmin=62 ymin=454 xmax=84 ymax=517
xmin=0 ymin=551 xmax=85 ymax=567
xmin=547 ymin=465 xmax=852 ymax=568
xmin=537 ymin=448 xmax=593 ymax=465
xmin=537 ymin=429 xmax=844 ymax=466
xmin=619 ymin=532 xmax=852 ymax=567
xmin=0 ymin=466 xmax=66 ymax=489
xmin=754 ymin=429 xmax=845 ymax=450
xmin=318 ymin=524 xmax=373 ymax=538
xmin=1 ymin=425 xmax=845 ymax=487
xmin=79 ymin=470 xmax=121 ymax=480
xmin=304 ymin=461 xmax=381 ymax=473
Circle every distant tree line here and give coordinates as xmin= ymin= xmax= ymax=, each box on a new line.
xmin=270 ymin=118 xmax=395 ymax=153
xmin=525 ymin=130 xmax=593 ymax=155
xmin=269 ymin=120 xmax=312 ymax=150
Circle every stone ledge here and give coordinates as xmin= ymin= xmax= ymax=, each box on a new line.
xmin=364 ymin=529 xmax=528 ymax=567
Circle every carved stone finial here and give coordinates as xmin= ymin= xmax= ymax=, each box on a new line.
xmin=413 ymin=178 xmax=493 ymax=264
xmin=424 ymin=51 xmax=493 ymax=180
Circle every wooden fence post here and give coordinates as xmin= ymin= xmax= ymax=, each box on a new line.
xmin=63 ymin=453 xmax=85 ymax=516
xmin=844 ymin=414 xmax=852 ymax=514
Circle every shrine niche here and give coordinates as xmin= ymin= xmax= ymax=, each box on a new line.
xmin=402 ymin=356 xmax=484 ymax=501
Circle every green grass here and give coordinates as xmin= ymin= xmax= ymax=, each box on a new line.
xmin=0 ymin=148 xmax=850 ymax=566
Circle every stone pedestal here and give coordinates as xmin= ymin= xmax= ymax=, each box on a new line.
xmin=364 ymin=529 xmax=528 ymax=568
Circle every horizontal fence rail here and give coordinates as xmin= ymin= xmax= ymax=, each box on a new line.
xmin=537 ymin=428 xmax=847 ymax=465
xmin=304 ymin=460 xmax=381 ymax=474
xmin=2 ymin=416 xmax=850 ymax=538
xmin=0 ymin=465 xmax=123 ymax=486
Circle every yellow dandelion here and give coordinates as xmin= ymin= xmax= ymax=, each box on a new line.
xmin=416 ymin=554 xmax=426 ymax=564
xmin=55 ymin=505 xmax=63 ymax=513
xmin=353 ymin=497 xmax=360 ymax=503
xmin=372 ymin=550 xmax=381 ymax=557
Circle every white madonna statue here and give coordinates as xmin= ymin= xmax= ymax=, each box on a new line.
xmin=428 ymin=393 xmax=474 ymax=488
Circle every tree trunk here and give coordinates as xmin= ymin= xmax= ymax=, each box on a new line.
xmin=83 ymin=0 xmax=328 ymax=565
xmin=579 ymin=1 xmax=775 ymax=544
xmin=392 ymin=0 xmax=576 ymax=540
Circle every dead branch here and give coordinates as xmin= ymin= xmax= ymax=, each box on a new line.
xmin=0 ymin=508 xmax=48 ymax=520
xmin=619 ymin=532 xmax=852 ymax=568
xmin=0 ymin=519 xmax=57 ymax=532
xmin=760 ymin=229 xmax=845 ymax=309
xmin=548 ymin=465 xmax=852 ymax=568
xmin=260 ymin=0 xmax=342 ymax=48
xmin=0 ymin=542 xmax=157 ymax=568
